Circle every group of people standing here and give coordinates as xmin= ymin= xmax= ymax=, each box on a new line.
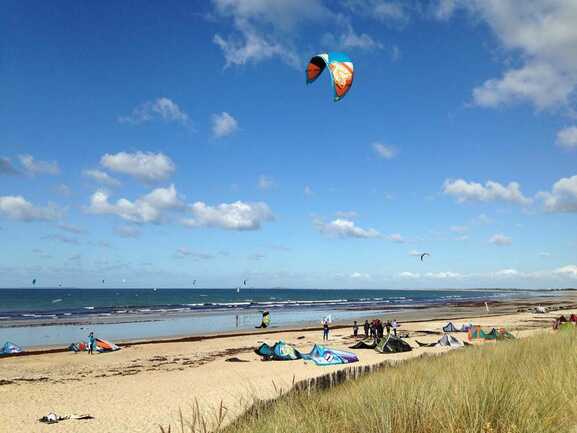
xmin=352 ymin=319 xmax=398 ymax=339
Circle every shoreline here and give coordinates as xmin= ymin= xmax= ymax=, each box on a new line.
xmin=2 ymin=293 xmax=574 ymax=354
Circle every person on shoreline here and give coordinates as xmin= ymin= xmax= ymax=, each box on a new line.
xmin=353 ymin=321 xmax=359 ymax=338
xmin=323 ymin=321 xmax=330 ymax=341
xmin=87 ymin=332 xmax=95 ymax=355
xmin=392 ymin=320 xmax=398 ymax=336
xmin=363 ymin=320 xmax=370 ymax=337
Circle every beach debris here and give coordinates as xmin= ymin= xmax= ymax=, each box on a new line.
xmin=39 ymin=413 xmax=94 ymax=424
xmin=306 ymin=52 xmax=354 ymax=101
xmin=225 ymin=357 xmax=249 ymax=363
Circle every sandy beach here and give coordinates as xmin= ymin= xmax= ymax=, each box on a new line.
xmin=1 ymin=294 xmax=575 ymax=433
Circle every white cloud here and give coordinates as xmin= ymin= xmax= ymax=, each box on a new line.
xmin=257 ymin=175 xmax=274 ymax=190
xmin=0 ymin=157 xmax=19 ymax=175
xmin=100 ymin=152 xmax=175 ymax=183
xmin=555 ymin=265 xmax=577 ymax=279
xmin=556 ymin=126 xmax=577 ymax=149
xmin=387 ymin=233 xmax=405 ymax=243
xmin=211 ymin=0 xmax=375 ymax=68
xmin=538 ymin=174 xmax=577 ymax=213
xmin=424 ymin=271 xmax=462 ymax=279
xmin=489 ymin=233 xmax=512 ymax=246
xmin=344 ymin=0 xmax=409 ymax=24
xmin=212 ymin=112 xmax=239 ymax=138
xmin=399 ymin=271 xmax=420 ymax=278
xmin=494 ymin=268 xmax=518 ymax=277
xmin=439 ymin=1 xmax=577 ymax=111
xmin=322 ymin=24 xmax=382 ymax=51
xmin=372 ymin=142 xmax=397 ymax=159
xmin=115 ymin=225 xmax=141 ymax=238
xmin=83 ymin=169 xmax=121 ymax=188
xmin=118 ymin=97 xmax=189 ymax=125
xmin=183 ymin=200 xmax=274 ymax=231
xmin=315 ymin=218 xmax=381 ymax=239
xmin=443 ymin=179 xmax=531 ymax=205
xmin=335 ymin=210 xmax=358 ymax=219
xmin=18 ymin=154 xmax=60 ymax=176
xmin=87 ymin=184 xmax=183 ymax=224
xmin=350 ymin=272 xmax=372 ymax=280
xmin=0 ymin=195 xmax=61 ymax=222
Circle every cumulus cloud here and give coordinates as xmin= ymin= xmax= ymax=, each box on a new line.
xmin=183 ymin=200 xmax=274 ymax=231
xmin=437 ymin=1 xmax=577 ymax=111
xmin=18 ymin=154 xmax=60 ymax=176
xmin=489 ymin=233 xmax=512 ymax=246
xmin=0 ymin=157 xmax=19 ymax=175
xmin=83 ymin=169 xmax=121 ymax=188
xmin=443 ymin=179 xmax=531 ymax=205
xmin=538 ymin=174 xmax=577 ymax=213
xmin=555 ymin=265 xmax=577 ymax=279
xmin=372 ymin=142 xmax=397 ymax=159
xmin=315 ymin=218 xmax=381 ymax=239
xmin=118 ymin=97 xmax=189 ymax=125
xmin=556 ymin=126 xmax=577 ymax=149
xmin=257 ymin=175 xmax=275 ymax=190
xmin=212 ymin=112 xmax=239 ymax=138
xmin=100 ymin=152 xmax=175 ymax=183
xmin=0 ymin=196 xmax=61 ymax=222
xmin=87 ymin=184 xmax=183 ymax=224
xmin=211 ymin=0 xmax=378 ymax=68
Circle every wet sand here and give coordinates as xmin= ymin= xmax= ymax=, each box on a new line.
xmin=0 ymin=294 xmax=575 ymax=433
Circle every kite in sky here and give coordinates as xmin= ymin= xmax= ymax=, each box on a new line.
xmin=306 ymin=52 xmax=354 ymax=101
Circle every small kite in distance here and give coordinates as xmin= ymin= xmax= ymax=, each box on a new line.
xmin=420 ymin=253 xmax=430 ymax=262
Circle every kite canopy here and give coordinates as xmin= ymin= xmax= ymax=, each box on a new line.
xmin=1 ymin=341 xmax=23 ymax=355
xmin=255 ymin=341 xmax=300 ymax=361
xmin=301 ymin=344 xmax=359 ymax=366
xmin=306 ymin=52 xmax=354 ymax=101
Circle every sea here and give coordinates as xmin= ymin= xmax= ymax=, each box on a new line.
xmin=0 ymin=288 xmax=555 ymax=348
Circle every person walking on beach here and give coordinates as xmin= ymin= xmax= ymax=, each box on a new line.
xmin=377 ymin=320 xmax=384 ymax=339
xmin=87 ymin=332 xmax=95 ymax=355
xmin=353 ymin=321 xmax=359 ymax=338
xmin=385 ymin=320 xmax=391 ymax=335
xmin=363 ymin=320 xmax=370 ymax=337
xmin=323 ymin=321 xmax=330 ymax=341
xmin=392 ymin=320 xmax=398 ymax=336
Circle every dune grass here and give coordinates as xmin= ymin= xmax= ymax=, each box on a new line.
xmin=218 ymin=330 xmax=577 ymax=433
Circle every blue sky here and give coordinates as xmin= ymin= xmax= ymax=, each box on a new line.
xmin=1 ymin=0 xmax=576 ymax=289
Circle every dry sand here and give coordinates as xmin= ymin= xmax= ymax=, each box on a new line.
xmin=0 ymin=295 xmax=575 ymax=433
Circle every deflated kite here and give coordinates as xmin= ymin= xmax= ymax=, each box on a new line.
xmin=306 ymin=52 xmax=354 ymax=101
